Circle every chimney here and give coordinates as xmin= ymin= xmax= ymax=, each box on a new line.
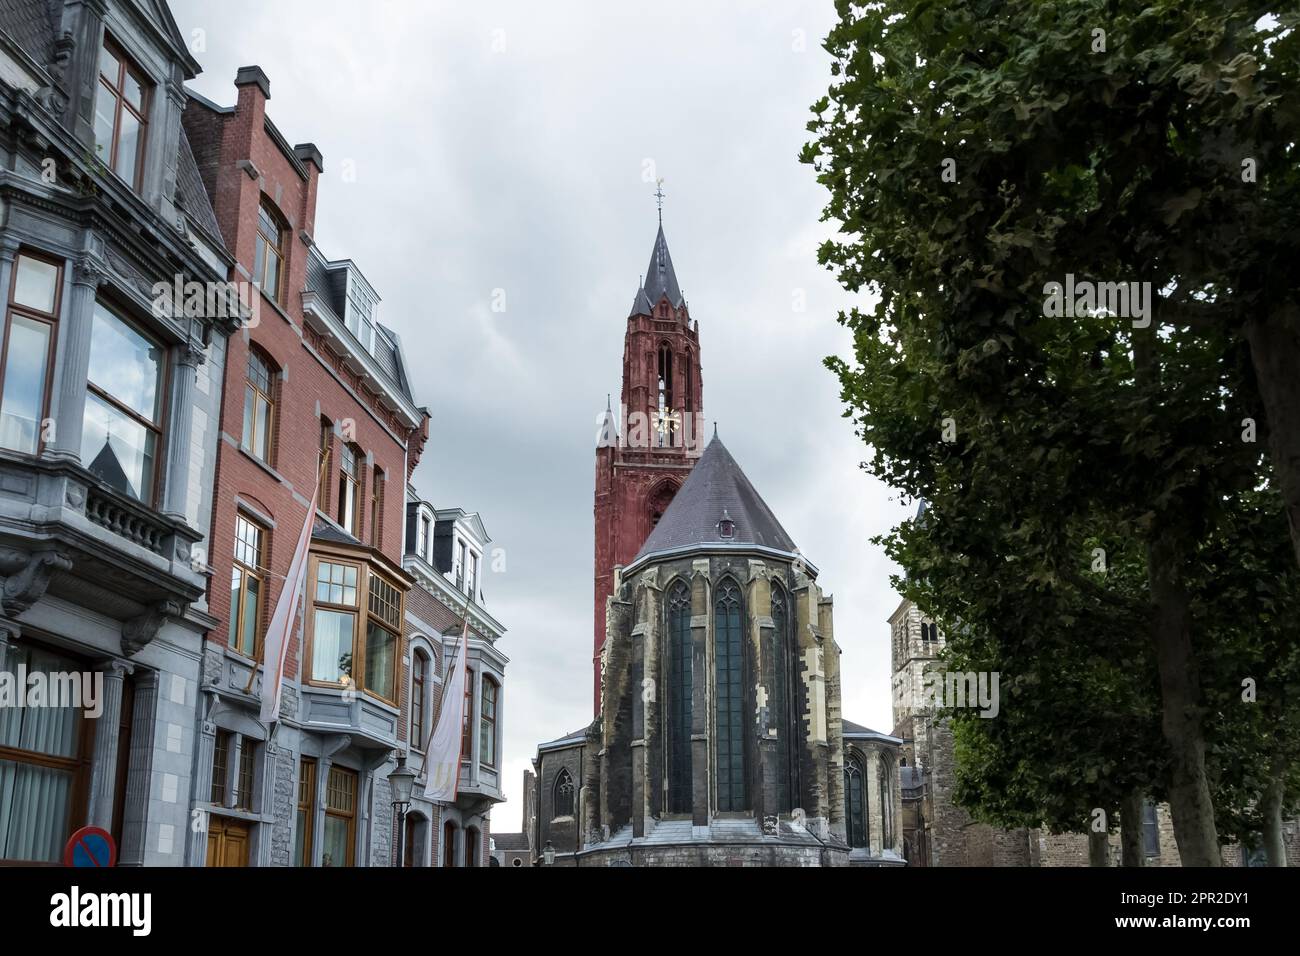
xmin=293 ymin=143 xmax=324 ymax=240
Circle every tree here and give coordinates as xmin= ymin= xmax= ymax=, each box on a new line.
xmin=804 ymin=0 xmax=1296 ymax=864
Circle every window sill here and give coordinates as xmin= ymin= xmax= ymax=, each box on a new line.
xmin=237 ymin=445 xmax=287 ymax=485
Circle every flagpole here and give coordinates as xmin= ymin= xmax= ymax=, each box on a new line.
xmin=244 ymin=453 xmax=329 ymax=697
xmin=420 ymin=590 xmax=474 ymax=783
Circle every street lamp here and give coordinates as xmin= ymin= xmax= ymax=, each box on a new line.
xmin=388 ymin=754 xmax=417 ymax=868
xmin=542 ymin=840 xmax=556 ymax=866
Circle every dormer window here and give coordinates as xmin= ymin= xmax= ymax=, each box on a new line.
xmin=718 ymin=511 xmax=735 ymax=539
xmin=345 ymin=274 xmax=377 ymax=354
xmin=93 ymin=36 xmax=149 ymax=190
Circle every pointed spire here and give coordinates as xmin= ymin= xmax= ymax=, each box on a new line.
xmin=643 ymin=225 xmax=683 ymax=308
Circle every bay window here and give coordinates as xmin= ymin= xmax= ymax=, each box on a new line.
xmin=93 ymin=36 xmax=149 ymax=190
xmin=307 ymin=556 xmax=403 ymax=703
xmin=480 ymin=677 xmax=498 ymax=767
xmin=1 ymin=252 xmax=59 ymax=454
xmin=81 ymin=300 xmax=165 ymax=505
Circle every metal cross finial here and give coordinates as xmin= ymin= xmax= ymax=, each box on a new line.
xmin=654 ymin=178 xmax=665 ymax=224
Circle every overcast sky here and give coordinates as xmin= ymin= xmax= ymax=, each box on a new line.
xmin=171 ymin=0 xmax=910 ymax=826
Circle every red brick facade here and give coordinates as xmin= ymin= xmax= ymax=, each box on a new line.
xmin=185 ymin=69 xmax=427 ymax=680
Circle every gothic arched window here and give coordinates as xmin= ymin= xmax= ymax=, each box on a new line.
xmin=845 ymin=754 xmax=868 ymax=849
xmin=553 ymin=768 xmax=574 ymax=818
xmin=714 ymin=579 xmax=746 ymax=811
xmin=666 ymin=581 xmax=693 ymax=813
xmin=656 ymin=344 xmax=674 ymax=446
xmin=771 ymin=585 xmax=799 ymax=812
xmin=878 ymin=755 xmax=894 ymax=849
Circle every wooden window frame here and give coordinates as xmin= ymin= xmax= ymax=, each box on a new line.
xmin=295 ymin=757 xmax=316 ymax=867
xmin=323 ymin=765 xmax=357 ymax=868
xmin=242 ymin=347 xmax=275 ymax=464
xmin=86 ymin=297 xmax=168 ymax=507
xmin=235 ymin=737 xmax=256 ymax=812
xmin=305 ymin=551 xmax=404 ymax=705
xmin=410 ymin=649 xmax=427 ymax=751
xmin=337 ymin=443 xmax=360 ymax=536
xmin=94 ymin=34 xmax=150 ymax=190
xmin=253 ymin=198 xmax=287 ymax=305
xmin=1 ymin=250 xmax=61 ymax=457
xmin=211 ymin=730 xmax=231 ymax=805
xmin=368 ymin=464 xmax=384 ymax=548
xmin=0 ymin=640 xmax=95 ymax=864
xmin=228 ymin=513 xmax=267 ymax=659
xmin=479 ymin=676 xmax=498 ymax=768
xmin=461 ymin=670 xmax=473 ymax=759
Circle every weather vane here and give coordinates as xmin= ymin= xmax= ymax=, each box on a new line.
xmin=655 ymin=178 xmax=666 ymax=224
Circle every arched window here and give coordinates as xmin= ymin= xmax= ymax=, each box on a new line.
xmin=878 ymin=755 xmax=894 ymax=849
xmin=845 ymin=754 xmax=867 ymax=848
xmin=666 ymin=580 xmax=693 ymax=814
xmin=656 ymin=344 xmax=673 ymax=446
xmin=648 ymin=482 xmax=677 ymax=532
xmin=480 ymin=677 xmax=498 ymax=767
xmin=337 ymin=443 xmax=361 ymax=535
xmin=553 ymin=768 xmax=575 ymax=818
xmin=442 ymin=821 xmax=457 ymax=868
xmin=254 ymin=197 xmax=287 ymax=305
xmin=242 ymin=347 xmax=275 ymax=463
xmin=771 ymin=585 xmax=798 ymax=813
xmin=410 ymin=649 xmax=428 ymax=749
xmin=714 ymin=579 xmax=746 ymax=811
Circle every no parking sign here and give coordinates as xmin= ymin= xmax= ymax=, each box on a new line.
xmin=63 ymin=826 xmax=117 ymax=867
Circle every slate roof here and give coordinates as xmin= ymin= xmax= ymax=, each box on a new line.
xmin=492 ymin=832 xmax=529 ymax=852
xmin=632 ymin=435 xmax=799 ymax=565
xmin=642 ymin=225 xmax=683 ymax=307
xmin=312 ymin=519 xmax=360 ymax=548
xmin=842 ymin=719 xmax=896 ymax=739
xmin=0 ymin=4 xmax=225 ymax=250
xmin=0 ymin=0 xmax=54 ymax=65
xmin=303 ymin=251 xmax=416 ymax=404
xmin=628 ymin=283 xmax=653 ymax=318
xmin=538 ymin=726 xmax=590 ymax=750
xmin=175 ymin=126 xmax=224 ymax=240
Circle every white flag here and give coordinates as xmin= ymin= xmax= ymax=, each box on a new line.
xmin=257 ymin=479 xmax=320 ymax=724
xmin=423 ymin=618 xmax=469 ymax=802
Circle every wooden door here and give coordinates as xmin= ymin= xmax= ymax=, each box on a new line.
xmin=206 ymin=817 xmax=251 ymax=867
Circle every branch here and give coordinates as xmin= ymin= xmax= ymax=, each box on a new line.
xmin=1060 ymin=567 xmax=1150 ymax=620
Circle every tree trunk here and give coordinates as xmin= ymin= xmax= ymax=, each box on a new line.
xmin=1120 ymin=789 xmax=1145 ymax=867
xmin=1261 ymin=776 xmax=1288 ymax=867
xmin=1088 ymin=828 xmax=1109 ymax=867
xmin=1147 ymin=533 xmax=1220 ymax=866
xmin=1244 ymin=308 xmax=1300 ymax=572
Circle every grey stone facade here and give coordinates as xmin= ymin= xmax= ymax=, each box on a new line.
xmin=0 ymin=0 xmax=235 ymax=865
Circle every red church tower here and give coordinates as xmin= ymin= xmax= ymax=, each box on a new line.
xmin=593 ymin=220 xmax=705 ymax=711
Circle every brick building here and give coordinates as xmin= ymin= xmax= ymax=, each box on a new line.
xmin=0 ymin=0 xmax=235 ymax=864
xmin=179 ymin=64 xmax=429 ymax=866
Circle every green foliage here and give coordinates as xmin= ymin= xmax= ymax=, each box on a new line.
xmin=806 ymin=0 xmax=1300 ymax=844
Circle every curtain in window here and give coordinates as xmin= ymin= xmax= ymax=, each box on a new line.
xmin=0 ymin=642 xmax=82 ymax=862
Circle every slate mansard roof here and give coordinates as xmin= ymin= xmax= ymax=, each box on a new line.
xmin=631 ymin=435 xmax=805 ymax=570
xmin=1 ymin=0 xmax=224 ymax=246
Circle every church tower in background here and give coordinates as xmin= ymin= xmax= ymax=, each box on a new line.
xmin=593 ymin=212 xmax=704 ymax=712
